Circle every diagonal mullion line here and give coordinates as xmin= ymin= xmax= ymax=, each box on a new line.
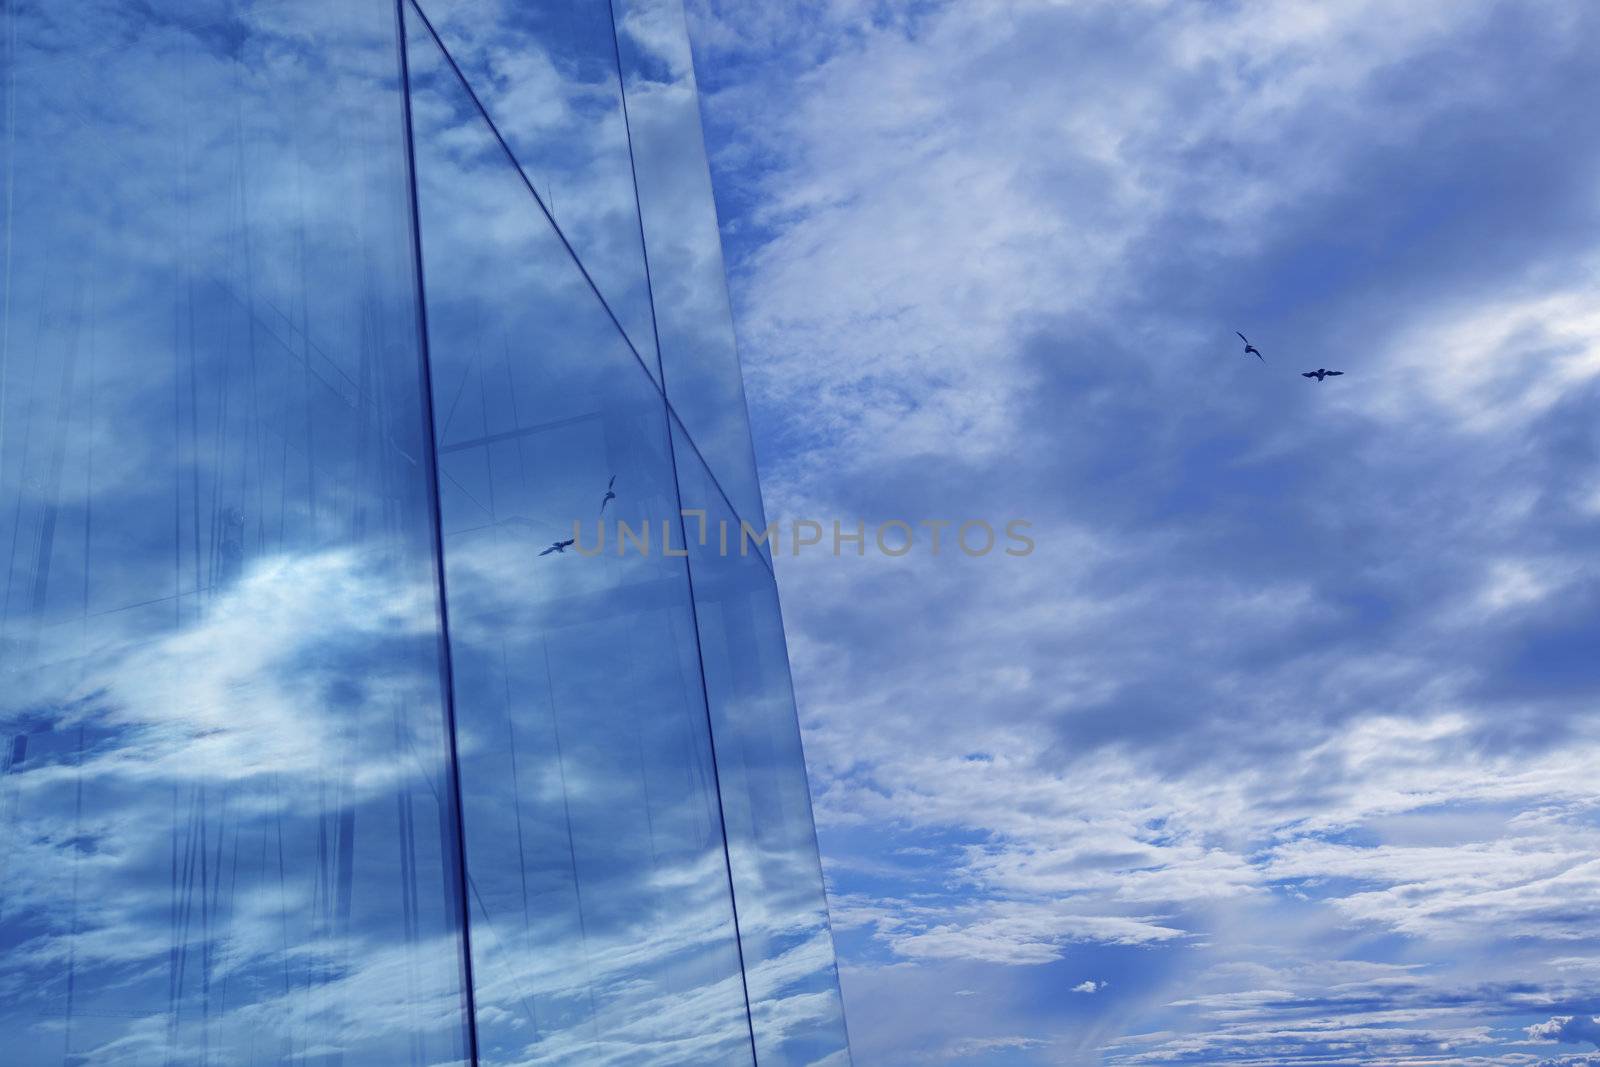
xmin=602 ymin=0 xmax=772 ymax=558
xmin=403 ymin=0 xmax=660 ymax=390
xmin=662 ymin=404 xmax=777 ymax=577
xmin=404 ymin=0 xmax=776 ymax=583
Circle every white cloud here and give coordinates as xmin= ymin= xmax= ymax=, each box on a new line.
xmin=1530 ymin=1015 xmax=1600 ymax=1048
xmin=690 ymin=0 xmax=1600 ymax=1061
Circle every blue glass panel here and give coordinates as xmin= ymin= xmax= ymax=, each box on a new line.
xmin=402 ymin=8 xmax=756 ymax=1063
xmin=612 ymin=0 xmax=770 ymax=546
xmin=0 ymin=3 xmax=473 ymax=1065
xmin=672 ymin=419 xmax=853 ymax=1066
xmin=408 ymin=0 xmax=660 ymax=372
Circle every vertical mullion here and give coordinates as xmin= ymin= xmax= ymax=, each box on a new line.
xmin=606 ymin=2 xmax=761 ymax=1061
xmin=393 ymin=3 xmax=481 ymax=1063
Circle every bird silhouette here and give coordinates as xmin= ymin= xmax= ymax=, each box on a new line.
xmin=1236 ymin=331 xmax=1264 ymax=362
xmin=600 ymin=475 xmax=617 ymax=515
xmin=1301 ymin=369 xmax=1344 ymax=381
xmin=540 ymin=538 xmax=576 ymax=556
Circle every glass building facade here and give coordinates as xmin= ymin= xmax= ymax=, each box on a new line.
xmin=0 ymin=2 xmax=850 ymax=1064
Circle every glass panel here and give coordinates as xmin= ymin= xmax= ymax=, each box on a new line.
xmin=672 ymin=419 xmax=852 ymax=1066
xmin=403 ymin=10 xmax=756 ymax=1064
xmin=0 ymin=3 xmax=473 ymax=1065
xmin=408 ymin=0 xmax=660 ymax=371
xmin=612 ymin=0 xmax=770 ymax=545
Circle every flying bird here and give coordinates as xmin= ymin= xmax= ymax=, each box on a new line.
xmin=540 ymin=538 xmax=576 ymax=556
xmin=1236 ymin=331 xmax=1264 ymax=362
xmin=1301 ymin=368 xmax=1344 ymax=381
xmin=599 ymin=475 xmax=616 ymax=515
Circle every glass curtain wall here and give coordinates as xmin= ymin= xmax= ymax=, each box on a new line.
xmin=0 ymin=2 xmax=474 ymax=1064
xmin=0 ymin=1 xmax=848 ymax=1064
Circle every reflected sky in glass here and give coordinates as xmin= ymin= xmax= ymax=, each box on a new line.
xmin=2 ymin=1 xmax=847 ymax=1063
xmin=410 ymin=0 xmax=659 ymax=373
xmin=674 ymin=417 xmax=852 ymax=1067
xmin=612 ymin=0 xmax=770 ymax=545
xmin=403 ymin=6 xmax=759 ymax=1064
xmin=0 ymin=1 xmax=472 ymax=1064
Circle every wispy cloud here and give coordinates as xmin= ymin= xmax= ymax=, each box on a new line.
xmin=689 ymin=0 xmax=1600 ymax=1061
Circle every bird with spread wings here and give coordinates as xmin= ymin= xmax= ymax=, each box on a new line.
xmin=1236 ymin=331 xmax=1265 ymax=362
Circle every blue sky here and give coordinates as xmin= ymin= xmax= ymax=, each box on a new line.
xmin=684 ymin=1 xmax=1600 ymax=1064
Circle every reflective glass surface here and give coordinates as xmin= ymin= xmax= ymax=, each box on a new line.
xmin=674 ymin=420 xmax=853 ymax=1066
xmin=0 ymin=2 xmax=473 ymax=1064
xmin=3 ymin=1 xmax=847 ymax=1062
xmin=408 ymin=0 xmax=660 ymax=370
xmin=404 ymin=8 xmax=755 ymax=1063
xmin=612 ymin=0 xmax=770 ymax=542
